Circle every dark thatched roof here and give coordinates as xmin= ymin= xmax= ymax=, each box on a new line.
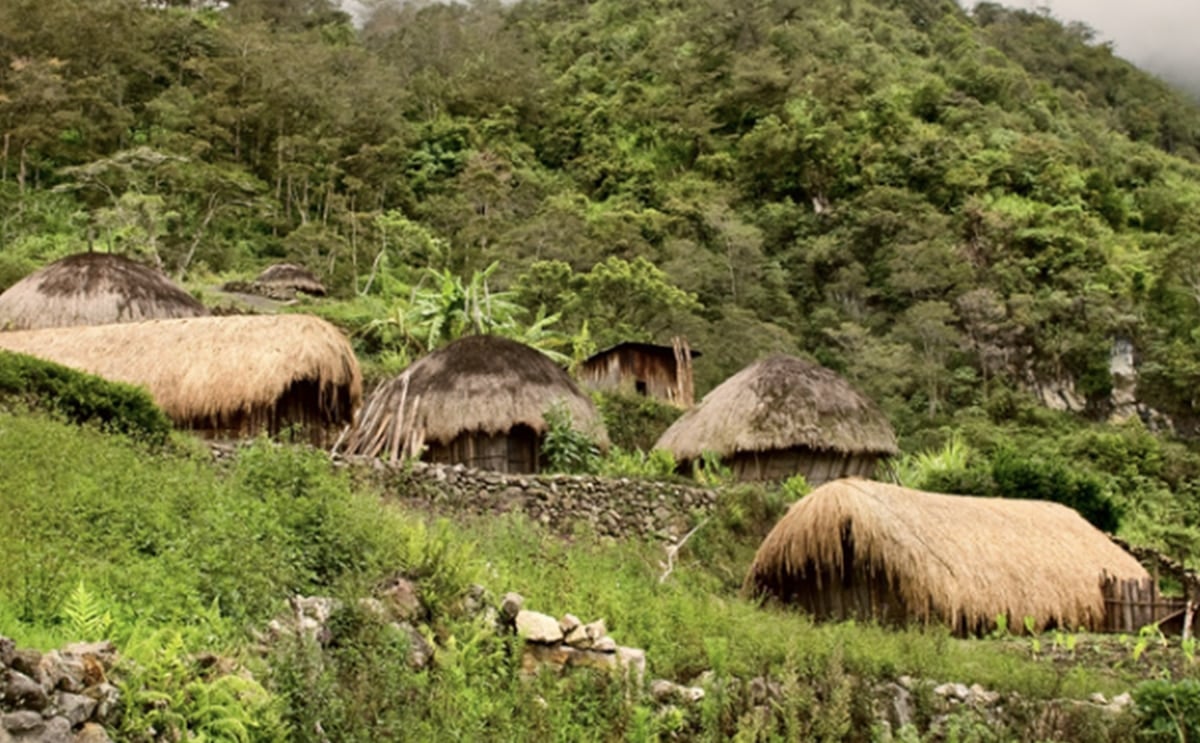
xmin=654 ymin=355 xmax=898 ymax=461
xmin=0 ymin=315 xmax=361 ymax=436
xmin=744 ymin=479 xmax=1149 ymax=633
xmin=340 ymin=335 xmax=609 ymax=462
xmin=254 ymin=263 xmax=327 ymax=296
xmin=0 ymin=252 xmax=209 ymax=330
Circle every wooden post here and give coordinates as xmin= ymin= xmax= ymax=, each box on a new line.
xmin=672 ymin=336 xmax=695 ymax=409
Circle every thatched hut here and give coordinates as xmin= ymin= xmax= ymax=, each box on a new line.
xmin=578 ymin=338 xmax=699 ymax=408
xmin=254 ymin=263 xmax=327 ymax=297
xmin=340 ymin=335 xmax=609 ymax=473
xmin=654 ymin=355 xmax=897 ymax=484
xmin=0 ymin=315 xmax=361 ymax=442
xmin=744 ymin=479 xmax=1150 ymax=635
xmin=0 ymin=252 xmax=209 ymax=330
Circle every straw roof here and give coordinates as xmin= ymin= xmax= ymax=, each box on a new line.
xmin=255 ymin=263 xmax=327 ymax=296
xmin=0 ymin=252 xmax=209 ymax=330
xmin=341 ymin=335 xmax=609 ymax=461
xmin=744 ymin=479 xmax=1149 ymax=633
xmin=0 ymin=314 xmax=361 ymax=434
xmin=655 ymin=355 xmax=897 ymax=461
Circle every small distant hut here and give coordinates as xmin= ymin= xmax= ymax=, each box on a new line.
xmin=0 ymin=252 xmax=209 ymax=330
xmin=340 ymin=335 xmax=609 ymax=473
xmin=654 ymin=355 xmax=897 ymax=484
xmin=0 ymin=315 xmax=361 ymax=442
xmin=577 ymin=338 xmax=699 ymax=408
xmin=743 ymin=479 xmax=1152 ymax=635
xmin=254 ymin=264 xmax=327 ymax=298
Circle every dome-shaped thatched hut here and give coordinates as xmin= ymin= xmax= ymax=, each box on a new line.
xmin=0 ymin=314 xmax=361 ymax=442
xmin=340 ymin=335 xmax=609 ymax=473
xmin=255 ymin=263 xmax=327 ymax=297
xmin=0 ymin=252 xmax=209 ymax=330
xmin=654 ymin=355 xmax=897 ymax=484
xmin=743 ymin=479 xmax=1151 ymax=635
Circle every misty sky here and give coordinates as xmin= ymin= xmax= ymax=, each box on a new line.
xmin=968 ymin=1 xmax=1200 ymax=93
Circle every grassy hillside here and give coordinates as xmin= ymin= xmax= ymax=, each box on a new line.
xmin=5 ymin=410 xmax=1192 ymax=740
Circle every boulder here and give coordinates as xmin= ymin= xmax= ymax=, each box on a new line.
xmin=35 ymin=715 xmax=71 ymax=743
xmin=8 ymin=652 xmax=42 ymax=683
xmin=500 ymin=593 xmax=524 ymax=624
xmin=516 ymin=611 xmax=564 ymax=644
xmin=59 ymin=643 xmax=114 ymax=667
xmin=38 ymin=653 xmax=86 ymax=694
xmin=649 ymin=679 xmax=705 ymax=704
xmin=1 ymin=711 xmax=43 ymax=734
xmin=616 ymin=647 xmax=646 ymax=687
xmin=55 ymin=692 xmax=97 ymax=727
xmin=73 ymin=723 xmax=113 ymax=743
xmin=0 ymin=638 xmax=14 ymax=669
xmin=558 ymin=614 xmax=581 ymax=635
xmin=82 ymin=684 xmax=119 ymax=721
xmin=384 ymin=578 xmax=427 ymax=624
xmin=4 ymin=671 xmax=48 ymax=710
xmin=968 ymin=683 xmax=999 ymax=707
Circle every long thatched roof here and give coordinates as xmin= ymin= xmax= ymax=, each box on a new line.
xmin=0 ymin=314 xmax=361 ymax=436
xmin=255 ymin=263 xmax=327 ymax=296
xmin=655 ymin=355 xmax=897 ymax=461
xmin=744 ymin=479 xmax=1149 ymax=633
xmin=340 ymin=335 xmax=609 ymax=461
xmin=0 ymin=252 xmax=209 ymax=330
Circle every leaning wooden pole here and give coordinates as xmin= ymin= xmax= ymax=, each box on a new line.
xmin=672 ymin=336 xmax=695 ymax=409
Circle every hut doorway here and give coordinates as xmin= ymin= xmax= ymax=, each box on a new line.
xmin=425 ymin=424 xmax=542 ymax=473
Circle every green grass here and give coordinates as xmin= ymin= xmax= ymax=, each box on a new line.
xmin=0 ymin=411 xmax=1181 ymax=740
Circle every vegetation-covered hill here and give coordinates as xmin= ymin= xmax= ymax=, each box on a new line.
xmin=4 ymin=0 xmax=1200 ymax=425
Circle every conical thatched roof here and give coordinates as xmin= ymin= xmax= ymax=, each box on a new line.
xmin=341 ymin=335 xmax=609 ymax=461
xmin=0 ymin=315 xmax=361 ymax=437
xmin=655 ymin=355 xmax=897 ymax=461
xmin=255 ymin=263 xmax=326 ymax=296
xmin=744 ymin=479 xmax=1149 ymax=633
xmin=0 ymin=252 xmax=209 ymax=330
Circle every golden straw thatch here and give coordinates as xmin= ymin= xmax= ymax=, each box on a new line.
xmin=255 ymin=263 xmax=327 ymax=297
xmin=0 ymin=252 xmax=209 ymax=330
xmin=0 ymin=314 xmax=361 ymax=440
xmin=744 ymin=478 xmax=1149 ymax=634
xmin=656 ymin=355 xmax=897 ymax=461
xmin=340 ymin=335 xmax=609 ymax=468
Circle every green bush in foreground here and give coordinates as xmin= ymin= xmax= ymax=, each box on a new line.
xmin=0 ymin=350 xmax=171 ymax=442
xmin=1134 ymin=678 xmax=1200 ymax=742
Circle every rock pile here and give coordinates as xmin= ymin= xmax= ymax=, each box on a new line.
xmin=0 ymin=636 xmax=119 ymax=743
xmin=256 ymin=589 xmax=435 ymax=671
xmin=501 ymin=592 xmax=703 ymax=704
xmin=872 ymin=675 xmax=1135 ymax=739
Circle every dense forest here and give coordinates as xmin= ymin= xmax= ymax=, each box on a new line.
xmin=5 ymin=0 xmax=1200 ymax=427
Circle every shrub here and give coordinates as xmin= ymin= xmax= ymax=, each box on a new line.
xmin=0 ymin=350 xmax=171 ymax=442
xmin=593 ymin=390 xmax=682 ymax=451
xmin=596 ymin=446 xmax=678 ymax=479
xmin=540 ymin=402 xmax=602 ymax=474
xmin=990 ymin=448 xmax=1121 ymax=532
xmin=1133 ymin=678 xmax=1200 ymax=742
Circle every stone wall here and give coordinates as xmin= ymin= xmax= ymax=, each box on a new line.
xmin=340 ymin=457 xmax=720 ymax=541
xmin=0 ymin=637 xmax=119 ymax=743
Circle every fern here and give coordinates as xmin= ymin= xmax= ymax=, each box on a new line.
xmin=62 ymin=580 xmax=112 ymax=641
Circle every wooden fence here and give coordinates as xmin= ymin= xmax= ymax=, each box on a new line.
xmin=1101 ymin=575 xmax=1193 ymax=634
